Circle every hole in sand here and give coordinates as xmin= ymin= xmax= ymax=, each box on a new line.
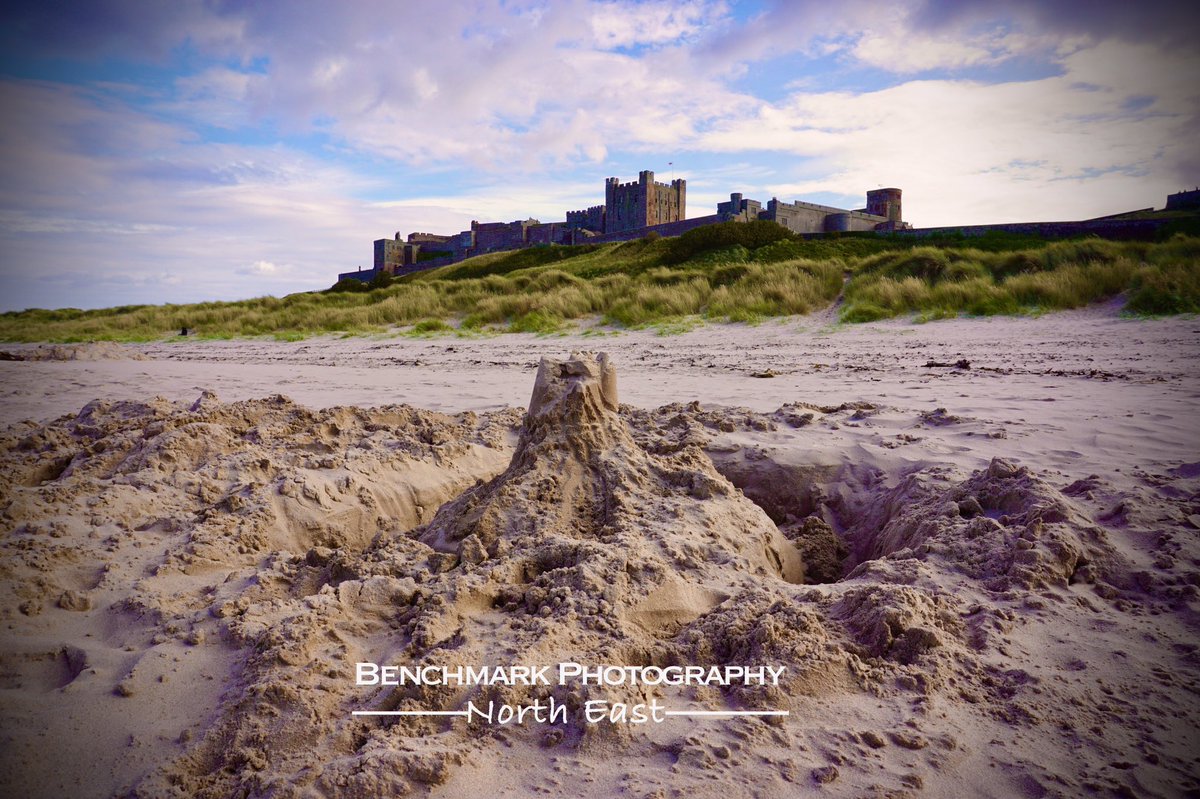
xmin=25 ymin=454 xmax=73 ymax=486
xmin=710 ymin=456 xmax=854 ymax=584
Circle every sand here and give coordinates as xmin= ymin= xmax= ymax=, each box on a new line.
xmin=0 ymin=310 xmax=1198 ymax=798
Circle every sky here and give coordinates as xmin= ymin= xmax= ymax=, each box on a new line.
xmin=1 ymin=0 xmax=1197 ymax=312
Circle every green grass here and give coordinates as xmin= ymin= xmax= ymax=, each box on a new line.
xmin=840 ymin=236 xmax=1200 ymax=322
xmin=2 ymin=228 xmax=1197 ymax=342
xmin=507 ymin=310 xmax=566 ymax=334
xmin=402 ymin=318 xmax=455 ymax=337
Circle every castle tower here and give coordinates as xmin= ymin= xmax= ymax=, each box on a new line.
xmin=866 ymin=188 xmax=902 ymax=223
xmin=603 ymin=171 xmax=686 ymax=234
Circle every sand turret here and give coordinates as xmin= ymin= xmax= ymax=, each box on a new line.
xmin=421 ymin=352 xmax=805 ymax=590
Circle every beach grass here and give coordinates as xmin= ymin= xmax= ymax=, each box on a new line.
xmin=2 ymin=226 xmax=1196 ymax=342
xmin=840 ymin=236 xmax=1200 ymax=322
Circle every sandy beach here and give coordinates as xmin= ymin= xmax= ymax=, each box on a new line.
xmin=1 ymin=310 xmax=1198 ymax=797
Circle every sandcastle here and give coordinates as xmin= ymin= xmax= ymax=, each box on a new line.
xmin=3 ymin=350 xmax=1194 ymax=798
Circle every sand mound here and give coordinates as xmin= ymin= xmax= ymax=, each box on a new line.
xmin=126 ymin=353 xmax=816 ymax=796
xmin=421 ymin=352 xmax=803 ymax=585
xmin=2 ymin=353 xmax=1198 ymax=798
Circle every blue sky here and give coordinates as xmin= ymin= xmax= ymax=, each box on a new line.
xmin=1 ymin=0 xmax=1197 ymax=311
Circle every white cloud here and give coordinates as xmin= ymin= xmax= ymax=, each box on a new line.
xmin=105 ymin=1 xmax=753 ymax=171
xmin=853 ymin=31 xmax=1002 ymax=73
xmin=589 ymin=1 xmax=726 ymax=49
xmin=848 ymin=8 xmax=1075 ymax=74
xmin=0 ymin=80 xmax=398 ymax=309
xmin=243 ymin=260 xmax=281 ymax=276
xmin=693 ymin=38 xmax=1198 ymax=224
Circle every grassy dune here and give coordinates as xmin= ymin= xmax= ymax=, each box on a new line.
xmin=2 ymin=223 xmax=1198 ymax=342
xmin=842 ymin=235 xmax=1200 ymax=322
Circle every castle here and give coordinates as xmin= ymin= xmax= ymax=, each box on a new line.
xmin=340 ymin=171 xmax=906 ymax=282
xmin=717 ymin=187 xmax=904 ymax=233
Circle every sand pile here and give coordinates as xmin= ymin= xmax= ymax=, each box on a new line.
xmin=0 ymin=393 xmax=519 ymax=796
xmin=129 ymin=353 xmax=820 ymax=796
xmin=1 ymin=352 xmax=1198 ymax=798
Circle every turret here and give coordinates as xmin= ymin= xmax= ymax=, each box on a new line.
xmin=866 ymin=188 xmax=902 ymax=223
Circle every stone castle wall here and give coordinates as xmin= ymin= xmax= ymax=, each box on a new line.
xmin=1166 ymin=188 xmax=1200 ymax=211
xmin=566 ymin=205 xmax=605 ymax=231
xmin=586 ymin=213 xmax=722 ymax=245
xmin=763 ymin=197 xmax=889 ymax=234
xmin=472 ymin=219 xmax=538 ymax=252
xmin=407 ymin=232 xmax=454 ymax=244
xmin=527 ymin=222 xmax=572 ymax=246
xmin=892 ymin=218 xmax=1174 ymax=241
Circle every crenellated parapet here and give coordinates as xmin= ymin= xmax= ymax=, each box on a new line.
xmin=566 ymin=204 xmax=606 ymax=232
